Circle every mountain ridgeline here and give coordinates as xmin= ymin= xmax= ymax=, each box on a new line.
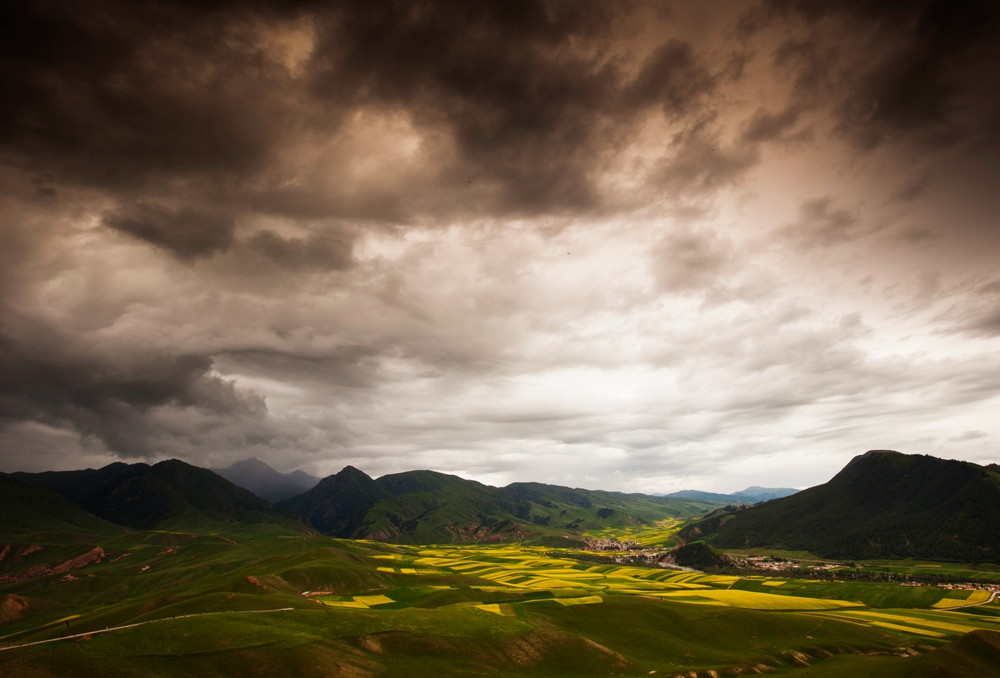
xmin=8 ymin=460 xmax=719 ymax=544
xmin=9 ymin=450 xmax=1000 ymax=558
xmin=11 ymin=460 xmax=300 ymax=532
xmin=280 ymin=467 xmax=717 ymax=545
xmin=679 ymin=450 xmax=1000 ymax=562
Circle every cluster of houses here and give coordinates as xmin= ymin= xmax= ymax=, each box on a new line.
xmin=584 ymin=537 xmax=642 ymax=551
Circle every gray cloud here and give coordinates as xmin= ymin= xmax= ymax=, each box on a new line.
xmin=1 ymin=1 xmax=999 ymax=492
xmin=656 ymin=123 xmax=760 ymax=197
xmin=759 ymin=0 xmax=1000 ymax=151
xmin=0 ymin=314 xmax=267 ymax=457
xmin=245 ymin=229 xmax=354 ymax=272
xmin=104 ymin=204 xmax=236 ymax=260
xmin=780 ymin=196 xmax=865 ymax=246
xmin=950 ymin=430 xmax=987 ymax=442
xmin=653 ymin=228 xmax=733 ymax=293
xmin=739 ymin=105 xmax=805 ymax=144
xmin=626 ymin=39 xmax=718 ymax=115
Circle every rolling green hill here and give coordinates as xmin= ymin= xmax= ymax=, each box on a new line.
xmin=282 ymin=467 xmax=720 ymax=544
xmin=5 ymin=456 xmax=1000 ymax=676
xmin=12 ymin=460 xmax=301 ymax=532
xmin=3 ymin=518 xmax=1000 ymax=677
xmin=679 ymin=450 xmax=1000 ymax=562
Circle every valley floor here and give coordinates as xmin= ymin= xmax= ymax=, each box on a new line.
xmin=3 ymin=524 xmax=1000 ymax=676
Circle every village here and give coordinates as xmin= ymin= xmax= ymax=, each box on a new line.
xmin=582 ymin=537 xmax=1000 ymax=595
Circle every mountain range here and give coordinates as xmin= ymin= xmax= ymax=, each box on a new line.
xmin=6 ymin=460 xmax=720 ymax=544
xmin=678 ymin=450 xmax=1000 ymax=562
xmin=7 ymin=450 xmax=1000 ymax=562
xmin=10 ymin=459 xmax=299 ymax=531
xmin=279 ymin=466 xmax=718 ymax=545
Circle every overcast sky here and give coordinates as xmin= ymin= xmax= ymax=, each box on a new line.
xmin=1 ymin=0 xmax=999 ymax=493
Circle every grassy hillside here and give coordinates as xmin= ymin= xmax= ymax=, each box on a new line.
xmin=679 ymin=450 xmax=1000 ymax=562
xmin=0 ymin=474 xmax=121 ymax=538
xmin=282 ymin=467 xmax=720 ymax=545
xmin=3 ymin=516 xmax=1000 ymax=676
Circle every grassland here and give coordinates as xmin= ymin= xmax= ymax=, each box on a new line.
xmin=3 ymin=521 xmax=1000 ymax=676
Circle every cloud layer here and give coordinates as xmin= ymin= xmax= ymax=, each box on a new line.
xmin=1 ymin=0 xmax=999 ymax=492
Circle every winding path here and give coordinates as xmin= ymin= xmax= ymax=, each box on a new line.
xmin=950 ymin=590 xmax=999 ymax=610
xmin=0 ymin=607 xmax=295 ymax=652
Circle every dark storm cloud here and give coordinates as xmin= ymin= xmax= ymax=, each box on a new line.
xmin=656 ymin=123 xmax=760 ymax=197
xmin=306 ymin=0 xmax=631 ymax=215
xmin=216 ymin=347 xmax=378 ymax=390
xmin=625 ymin=39 xmax=718 ymax=115
xmin=0 ymin=314 xmax=265 ymax=456
xmin=759 ymin=0 xmax=1000 ymax=150
xmin=104 ymin=204 xmax=236 ymax=260
xmin=0 ymin=0 xmax=749 ymax=245
xmin=0 ymin=2 xmax=284 ymax=186
xmin=4 ymin=1 xmax=998 ymax=487
xmin=739 ymin=106 xmax=805 ymax=144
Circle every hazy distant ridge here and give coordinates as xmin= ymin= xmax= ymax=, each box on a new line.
xmin=214 ymin=457 xmax=320 ymax=502
xmin=665 ymin=487 xmax=799 ymax=504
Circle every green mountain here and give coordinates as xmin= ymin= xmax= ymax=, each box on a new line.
xmin=13 ymin=460 xmax=299 ymax=531
xmin=281 ymin=465 xmax=391 ymax=535
xmin=282 ymin=467 xmax=720 ymax=544
xmin=679 ymin=450 xmax=1000 ymax=562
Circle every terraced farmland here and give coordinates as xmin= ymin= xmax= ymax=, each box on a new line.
xmin=3 ymin=523 xmax=1000 ymax=676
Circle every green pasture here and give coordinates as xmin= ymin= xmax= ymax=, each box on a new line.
xmin=3 ymin=524 xmax=1000 ymax=676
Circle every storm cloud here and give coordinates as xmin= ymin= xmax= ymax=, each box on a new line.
xmin=1 ymin=0 xmax=998 ymax=492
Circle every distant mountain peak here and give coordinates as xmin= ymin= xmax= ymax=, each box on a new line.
xmin=12 ymin=460 xmax=293 ymax=531
xmin=229 ymin=457 xmax=271 ymax=469
xmin=213 ymin=458 xmax=320 ymax=503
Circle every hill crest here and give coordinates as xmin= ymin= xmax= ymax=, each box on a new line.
xmin=679 ymin=450 xmax=1000 ymax=562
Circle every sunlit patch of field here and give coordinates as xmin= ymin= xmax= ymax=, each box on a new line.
xmin=821 ymin=609 xmax=988 ymax=635
xmin=397 ymin=543 xmax=769 ymax=602
xmin=586 ymin=519 xmax=683 ymax=547
xmin=932 ymin=589 xmax=992 ymax=608
xmin=552 ymin=595 xmax=603 ymax=606
xmin=314 ymin=539 xmax=1000 ymax=660
xmin=650 ymin=589 xmax=864 ymax=610
xmin=473 ymin=603 xmax=503 ymax=614
xmin=317 ymin=594 xmax=396 ymax=609
xmin=9 ymin=527 xmax=1000 ymax=678
xmin=317 ymin=599 xmax=369 ymax=609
